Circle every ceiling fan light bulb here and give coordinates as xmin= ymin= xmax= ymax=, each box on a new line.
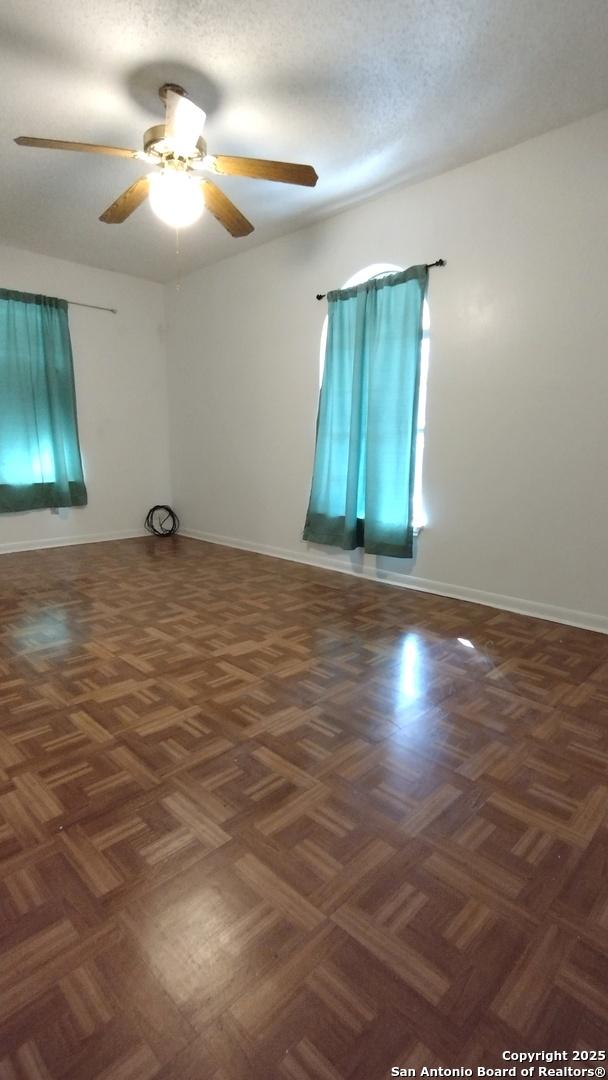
xmin=148 ymin=170 xmax=204 ymax=228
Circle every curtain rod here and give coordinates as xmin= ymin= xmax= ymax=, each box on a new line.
xmin=315 ymin=259 xmax=446 ymax=300
xmin=68 ymin=299 xmax=117 ymax=314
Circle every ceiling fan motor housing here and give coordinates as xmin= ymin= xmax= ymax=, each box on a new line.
xmin=145 ymin=86 xmax=206 ymax=161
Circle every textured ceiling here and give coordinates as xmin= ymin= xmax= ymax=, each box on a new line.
xmin=2 ymin=0 xmax=608 ymax=282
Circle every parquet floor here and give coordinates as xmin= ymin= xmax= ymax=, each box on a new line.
xmin=1 ymin=536 xmax=608 ymax=1078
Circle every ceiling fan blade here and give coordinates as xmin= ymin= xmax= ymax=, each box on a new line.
xmin=99 ymin=177 xmax=149 ymax=224
xmin=203 ymin=180 xmax=254 ymax=237
xmin=15 ymin=136 xmax=137 ymax=159
xmin=208 ymin=155 xmax=318 ymax=187
xmin=164 ymin=90 xmax=206 ymax=157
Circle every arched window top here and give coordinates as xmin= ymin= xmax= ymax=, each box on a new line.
xmin=340 ymin=263 xmax=404 ymax=289
xmin=319 ymin=264 xmax=405 ymax=379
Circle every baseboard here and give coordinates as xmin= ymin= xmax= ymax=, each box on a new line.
xmin=0 ymin=528 xmax=146 ymax=555
xmin=182 ymin=528 xmax=608 ymax=635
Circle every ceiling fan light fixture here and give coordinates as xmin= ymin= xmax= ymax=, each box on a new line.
xmin=148 ymin=168 xmax=205 ymax=229
xmin=15 ymin=82 xmax=317 ymax=236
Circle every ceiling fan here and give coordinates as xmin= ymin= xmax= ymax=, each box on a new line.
xmin=14 ymin=84 xmax=318 ymax=237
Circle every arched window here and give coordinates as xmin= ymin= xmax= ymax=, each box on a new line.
xmin=318 ymin=263 xmax=429 ymax=530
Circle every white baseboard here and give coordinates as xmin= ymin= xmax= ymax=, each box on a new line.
xmin=182 ymin=528 xmax=608 ymax=635
xmin=0 ymin=528 xmax=146 ymax=555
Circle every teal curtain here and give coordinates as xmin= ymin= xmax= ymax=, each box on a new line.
xmin=303 ymin=264 xmax=427 ymax=558
xmin=0 ymin=289 xmax=87 ymax=512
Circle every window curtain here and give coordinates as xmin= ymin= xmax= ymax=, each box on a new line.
xmin=0 ymin=289 xmax=87 ymax=513
xmin=303 ymin=264 xmax=427 ymax=558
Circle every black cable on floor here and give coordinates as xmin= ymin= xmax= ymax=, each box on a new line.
xmin=145 ymin=505 xmax=180 ymax=536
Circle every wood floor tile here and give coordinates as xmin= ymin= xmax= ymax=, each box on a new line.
xmin=1 ymin=536 xmax=608 ymax=1076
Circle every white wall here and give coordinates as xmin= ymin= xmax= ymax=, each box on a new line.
xmin=0 ymin=244 xmax=170 ymax=551
xmin=166 ymin=109 xmax=608 ymax=628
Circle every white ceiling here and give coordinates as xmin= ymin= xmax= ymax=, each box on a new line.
xmin=2 ymin=0 xmax=608 ymax=283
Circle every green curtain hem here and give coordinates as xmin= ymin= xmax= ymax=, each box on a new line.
xmin=303 ymin=516 xmax=414 ymax=559
xmin=363 ymin=536 xmax=414 ymax=559
xmin=0 ymin=482 xmax=88 ymax=513
xmin=303 ymin=514 xmax=364 ymax=550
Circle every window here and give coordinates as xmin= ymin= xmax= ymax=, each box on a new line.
xmin=319 ymin=263 xmax=429 ymax=529
xmin=305 ymin=263 xmax=426 ymax=557
xmin=0 ymin=289 xmax=87 ymax=513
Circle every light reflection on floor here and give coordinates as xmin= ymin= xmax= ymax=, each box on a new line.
xmin=10 ymin=608 xmax=74 ymax=650
xmin=395 ymin=632 xmax=483 ymax=712
xmin=397 ymin=633 xmax=423 ymax=702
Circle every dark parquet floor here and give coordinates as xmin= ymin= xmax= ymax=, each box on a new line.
xmin=0 ymin=536 xmax=607 ymax=1078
